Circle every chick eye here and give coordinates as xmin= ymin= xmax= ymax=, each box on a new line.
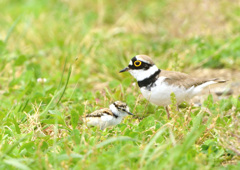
xmin=134 ymin=60 xmax=141 ymax=67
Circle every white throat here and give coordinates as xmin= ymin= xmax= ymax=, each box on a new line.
xmin=109 ymin=104 xmax=126 ymax=117
xmin=128 ymin=65 xmax=159 ymax=81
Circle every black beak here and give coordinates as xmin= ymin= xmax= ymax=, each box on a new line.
xmin=127 ymin=111 xmax=133 ymax=115
xmin=119 ymin=67 xmax=129 ymax=73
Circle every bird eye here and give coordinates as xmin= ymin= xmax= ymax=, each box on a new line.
xmin=134 ymin=60 xmax=141 ymax=67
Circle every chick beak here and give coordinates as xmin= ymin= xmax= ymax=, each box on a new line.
xmin=127 ymin=111 xmax=133 ymax=115
xmin=119 ymin=67 xmax=129 ymax=73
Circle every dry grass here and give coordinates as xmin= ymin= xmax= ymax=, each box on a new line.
xmin=162 ymin=0 xmax=238 ymax=38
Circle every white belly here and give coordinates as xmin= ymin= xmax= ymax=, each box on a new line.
xmin=140 ymin=78 xmax=196 ymax=106
xmin=84 ymin=115 xmax=123 ymax=130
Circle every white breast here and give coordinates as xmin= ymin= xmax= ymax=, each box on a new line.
xmin=140 ymin=77 xmax=199 ymax=106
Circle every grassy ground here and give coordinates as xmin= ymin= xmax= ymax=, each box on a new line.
xmin=0 ymin=0 xmax=240 ymax=169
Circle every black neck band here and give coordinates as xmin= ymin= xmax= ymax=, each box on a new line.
xmin=137 ymin=69 xmax=161 ymax=88
xmin=112 ymin=113 xmax=118 ymax=118
xmin=112 ymin=103 xmax=119 ymax=118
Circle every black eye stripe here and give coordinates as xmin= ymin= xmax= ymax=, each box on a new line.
xmin=113 ymin=102 xmax=127 ymax=109
xmin=113 ymin=102 xmax=117 ymax=108
xmin=129 ymin=56 xmax=152 ymax=70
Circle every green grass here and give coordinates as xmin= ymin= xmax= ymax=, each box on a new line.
xmin=0 ymin=0 xmax=240 ymax=169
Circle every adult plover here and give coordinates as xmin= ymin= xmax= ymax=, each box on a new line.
xmin=83 ymin=101 xmax=133 ymax=130
xmin=120 ymin=55 xmax=226 ymax=118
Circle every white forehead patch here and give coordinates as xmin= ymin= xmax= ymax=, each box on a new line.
xmin=129 ymin=60 xmax=133 ymax=65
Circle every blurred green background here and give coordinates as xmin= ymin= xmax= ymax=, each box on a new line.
xmin=0 ymin=0 xmax=240 ymax=169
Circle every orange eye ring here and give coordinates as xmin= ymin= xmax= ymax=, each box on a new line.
xmin=134 ymin=60 xmax=142 ymax=67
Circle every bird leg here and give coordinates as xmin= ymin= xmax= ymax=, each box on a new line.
xmin=165 ymin=106 xmax=170 ymax=119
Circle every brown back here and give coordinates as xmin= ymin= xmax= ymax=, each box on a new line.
xmin=86 ymin=108 xmax=113 ymax=117
xmin=160 ymin=70 xmax=219 ymax=89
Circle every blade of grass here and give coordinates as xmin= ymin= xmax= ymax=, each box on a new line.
xmin=159 ymin=112 xmax=206 ymax=169
xmin=39 ymin=87 xmax=64 ymax=117
xmin=56 ymin=65 xmax=72 ymax=105
xmin=57 ymin=56 xmax=68 ymax=90
xmin=1 ymin=134 xmax=31 ymax=159
xmin=40 ymin=55 xmax=72 ymax=116
xmin=4 ymin=158 xmax=31 ymax=170
xmin=4 ymin=16 xmax=21 ymax=43
xmin=140 ymin=126 xmax=167 ymax=167
xmin=85 ymin=136 xmax=139 ymax=157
